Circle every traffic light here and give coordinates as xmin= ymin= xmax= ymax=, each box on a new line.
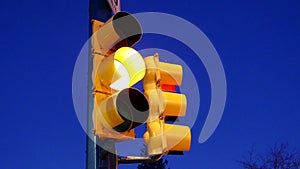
xmin=91 ymin=12 xmax=149 ymax=141
xmin=91 ymin=11 xmax=191 ymax=152
xmin=143 ymin=54 xmax=191 ymax=156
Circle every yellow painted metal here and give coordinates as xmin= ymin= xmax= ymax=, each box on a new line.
xmin=144 ymin=89 xmax=164 ymax=121
xmin=91 ymin=19 xmax=109 ymax=56
xmin=143 ymin=55 xmax=186 ymax=118
xmin=91 ymin=12 xmax=144 ymax=89
xmin=90 ymin=14 xmax=145 ymax=141
xmin=92 ymin=12 xmax=142 ymax=56
xmin=143 ymin=122 xmax=191 ymax=155
xmin=159 ymin=62 xmax=183 ymax=86
xmin=164 ymin=124 xmax=191 ymax=152
xmin=143 ymin=55 xmax=164 ymax=121
xmin=96 ymin=53 xmax=122 ymax=88
xmin=162 ymin=92 xmax=187 ymax=117
xmin=94 ymin=16 xmax=121 ymax=56
xmin=98 ymin=93 xmax=125 ymax=129
xmin=143 ymin=54 xmax=191 ymax=156
xmin=93 ymin=92 xmax=136 ymax=141
xmin=143 ymin=55 xmax=160 ymax=91
xmin=93 ymin=92 xmax=108 ymax=137
xmin=143 ymin=119 xmax=165 ymax=155
xmin=93 ymin=87 xmax=150 ymax=139
xmin=143 ymin=55 xmax=166 ymax=155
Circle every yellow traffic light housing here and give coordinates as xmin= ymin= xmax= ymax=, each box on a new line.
xmin=143 ymin=54 xmax=191 ymax=156
xmin=91 ymin=12 xmax=149 ymax=141
xmin=92 ymin=12 xmax=142 ymax=56
xmin=91 ymin=11 xmax=191 ymax=154
xmin=95 ymin=88 xmax=149 ymax=132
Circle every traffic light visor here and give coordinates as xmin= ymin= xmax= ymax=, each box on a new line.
xmin=94 ymin=12 xmax=142 ymax=55
xmin=99 ymin=88 xmax=149 ymax=132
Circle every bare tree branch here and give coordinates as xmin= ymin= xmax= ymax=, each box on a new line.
xmin=238 ymin=143 xmax=300 ymax=169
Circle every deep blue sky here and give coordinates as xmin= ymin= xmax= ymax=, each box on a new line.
xmin=1 ymin=0 xmax=300 ymax=169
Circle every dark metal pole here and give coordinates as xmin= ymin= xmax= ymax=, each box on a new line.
xmin=87 ymin=1 xmax=113 ymax=169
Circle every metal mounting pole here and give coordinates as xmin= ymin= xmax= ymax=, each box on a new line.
xmin=87 ymin=0 xmax=113 ymax=169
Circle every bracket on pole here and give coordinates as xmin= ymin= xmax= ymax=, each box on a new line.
xmin=118 ymin=154 xmax=163 ymax=164
xmin=107 ymin=0 xmax=121 ymax=14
